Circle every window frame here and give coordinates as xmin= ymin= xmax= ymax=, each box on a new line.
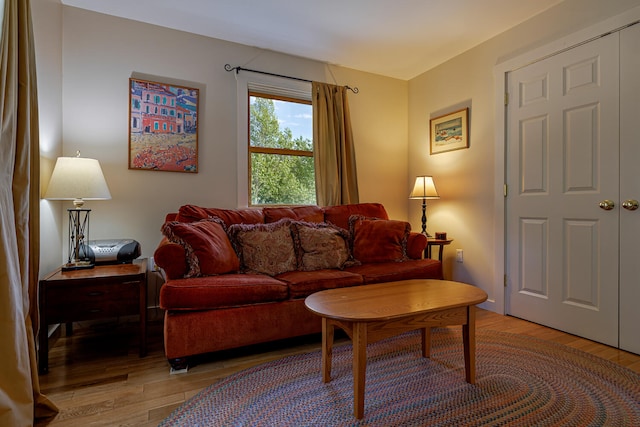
xmin=248 ymin=91 xmax=314 ymax=207
xmin=235 ymin=72 xmax=312 ymax=208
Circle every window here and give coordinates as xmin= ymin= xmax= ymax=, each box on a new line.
xmin=248 ymin=92 xmax=315 ymax=206
xmin=236 ymin=74 xmax=313 ymax=207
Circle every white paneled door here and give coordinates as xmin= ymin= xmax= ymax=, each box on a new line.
xmin=619 ymin=23 xmax=640 ymax=355
xmin=506 ymin=32 xmax=622 ymax=347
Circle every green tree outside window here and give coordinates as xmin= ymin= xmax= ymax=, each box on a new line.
xmin=249 ymin=95 xmax=316 ymax=205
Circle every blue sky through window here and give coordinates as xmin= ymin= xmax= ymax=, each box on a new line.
xmin=273 ymin=100 xmax=312 ymax=142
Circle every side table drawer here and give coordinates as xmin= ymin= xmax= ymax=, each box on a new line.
xmin=45 ymin=281 xmax=142 ymax=323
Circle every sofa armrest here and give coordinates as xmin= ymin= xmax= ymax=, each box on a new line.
xmin=154 ymin=237 xmax=188 ymax=280
xmin=407 ymin=232 xmax=427 ymax=259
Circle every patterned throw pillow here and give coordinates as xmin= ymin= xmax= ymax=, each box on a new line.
xmin=161 ymin=219 xmax=240 ymax=277
xmin=228 ymin=219 xmax=297 ymax=276
xmin=291 ymin=222 xmax=350 ymax=271
xmin=348 ymin=215 xmax=410 ymax=263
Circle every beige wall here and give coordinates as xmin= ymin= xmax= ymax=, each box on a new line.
xmin=35 ymin=6 xmax=408 ymax=271
xmin=33 ymin=0 xmax=64 ymax=277
xmin=408 ymin=0 xmax=640 ymax=312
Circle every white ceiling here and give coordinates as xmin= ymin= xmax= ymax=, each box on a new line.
xmin=61 ymin=0 xmax=564 ymax=80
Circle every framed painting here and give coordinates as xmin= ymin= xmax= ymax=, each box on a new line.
xmin=129 ymin=78 xmax=199 ymax=172
xmin=430 ymin=108 xmax=469 ymax=154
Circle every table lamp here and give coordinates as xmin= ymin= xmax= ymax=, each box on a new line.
xmin=44 ymin=151 xmax=111 ymax=271
xmin=409 ymin=175 xmax=439 ymax=237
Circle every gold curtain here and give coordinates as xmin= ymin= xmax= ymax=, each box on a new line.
xmin=312 ymin=82 xmax=359 ymax=206
xmin=0 ymin=0 xmax=58 ymax=425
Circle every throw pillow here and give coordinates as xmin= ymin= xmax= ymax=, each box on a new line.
xmin=228 ymin=219 xmax=297 ymax=276
xmin=291 ymin=222 xmax=350 ymax=271
xmin=161 ymin=219 xmax=240 ymax=277
xmin=349 ymin=215 xmax=410 ymax=263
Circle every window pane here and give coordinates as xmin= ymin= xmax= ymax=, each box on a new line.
xmin=249 ymin=93 xmax=314 ymax=206
xmin=251 ymin=152 xmax=316 ymax=205
xmin=250 ymin=96 xmax=312 ymax=151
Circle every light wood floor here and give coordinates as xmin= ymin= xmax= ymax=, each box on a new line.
xmin=35 ymin=309 xmax=640 ymax=426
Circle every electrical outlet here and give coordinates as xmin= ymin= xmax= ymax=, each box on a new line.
xmin=149 ymin=256 xmax=157 ymax=271
xmin=456 ymin=249 xmax=463 ymax=263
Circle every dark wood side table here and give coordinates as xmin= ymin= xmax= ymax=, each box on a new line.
xmin=38 ymin=259 xmax=147 ymax=374
xmin=426 ymin=238 xmax=453 ymax=261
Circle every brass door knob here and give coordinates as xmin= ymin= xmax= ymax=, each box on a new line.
xmin=599 ymin=200 xmax=615 ymax=210
xmin=622 ymin=199 xmax=639 ymax=211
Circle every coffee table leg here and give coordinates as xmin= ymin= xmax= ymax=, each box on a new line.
xmin=462 ymin=305 xmax=477 ymax=384
xmin=322 ymin=317 xmax=334 ymax=383
xmin=353 ymin=322 xmax=367 ymax=419
xmin=421 ymin=327 xmax=432 ymax=358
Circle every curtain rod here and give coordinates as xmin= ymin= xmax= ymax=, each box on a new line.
xmin=224 ymin=64 xmax=359 ymax=94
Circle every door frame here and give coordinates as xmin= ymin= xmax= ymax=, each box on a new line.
xmin=492 ymin=6 xmax=640 ymax=315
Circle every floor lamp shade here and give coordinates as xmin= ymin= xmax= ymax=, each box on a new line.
xmin=44 ymin=154 xmax=111 ymax=270
xmin=409 ymin=176 xmax=439 ymax=236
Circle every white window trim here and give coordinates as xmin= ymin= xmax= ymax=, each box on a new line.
xmin=235 ymin=71 xmax=312 ymax=207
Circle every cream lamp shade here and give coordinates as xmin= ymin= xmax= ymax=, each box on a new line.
xmin=44 ymin=154 xmax=111 ymax=206
xmin=409 ymin=175 xmax=439 ymax=200
xmin=44 ymin=152 xmax=111 ymax=270
xmin=409 ymin=175 xmax=439 ymax=236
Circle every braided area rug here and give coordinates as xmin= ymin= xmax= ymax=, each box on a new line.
xmin=160 ymin=328 xmax=640 ymax=426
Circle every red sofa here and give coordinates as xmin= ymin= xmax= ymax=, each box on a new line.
xmin=154 ymin=203 xmax=442 ymax=370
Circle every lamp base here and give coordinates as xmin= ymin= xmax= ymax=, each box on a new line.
xmin=61 ymin=260 xmax=95 ymax=272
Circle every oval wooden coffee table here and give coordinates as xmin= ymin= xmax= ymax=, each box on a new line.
xmin=305 ymin=279 xmax=488 ymax=419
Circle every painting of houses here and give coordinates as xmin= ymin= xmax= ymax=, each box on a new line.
xmin=129 ymin=78 xmax=199 ymax=172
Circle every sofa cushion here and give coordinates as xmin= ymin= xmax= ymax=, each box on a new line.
xmin=291 ymin=222 xmax=350 ymax=271
xmin=161 ymin=219 xmax=240 ymax=277
xmin=345 ymin=258 xmax=443 ymax=284
xmin=323 ymin=203 xmax=389 ymax=230
xmin=263 ymin=206 xmax=324 ymax=223
xmin=228 ymin=219 xmax=297 ymax=276
xmin=349 ymin=216 xmax=410 ymax=263
xmin=159 ymin=274 xmax=289 ymax=310
xmin=277 ymin=269 xmax=363 ymax=299
xmin=176 ymin=204 xmax=264 ymax=227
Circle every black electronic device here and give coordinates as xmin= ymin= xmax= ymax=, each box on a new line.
xmin=85 ymin=239 xmax=141 ymax=265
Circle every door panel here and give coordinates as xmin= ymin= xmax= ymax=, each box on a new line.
xmin=506 ymin=33 xmax=620 ymax=346
xmin=563 ymin=219 xmax=599 ymax=310
xmin=519 ymin=218 xmax=547 ymax=297
xmin=564 ymin=104 xmax=599 ymax=192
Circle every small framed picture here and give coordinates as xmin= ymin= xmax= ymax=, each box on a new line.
xmin=430 ymin=108 xmax=469 ymax=154
xmin=129 ymin=78 xmax=199 ymax=173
